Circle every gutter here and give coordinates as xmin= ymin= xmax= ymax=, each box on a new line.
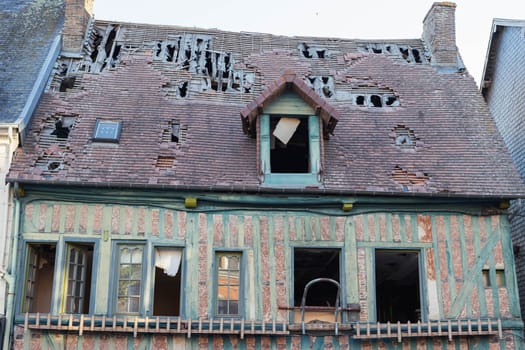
xmin=3 ymin=200 xmax=20 ymax=350
xmin=6 ymin=178 xmax=524 ymax=201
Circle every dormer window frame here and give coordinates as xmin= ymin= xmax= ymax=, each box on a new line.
xmin=259 ymin=113 xmax=321 ymax=186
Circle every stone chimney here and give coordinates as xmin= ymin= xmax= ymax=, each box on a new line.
xmin=62 ymin=0 xmax=94 ymax=53
xmin=422 ymin=2 xmax=458 ymax=68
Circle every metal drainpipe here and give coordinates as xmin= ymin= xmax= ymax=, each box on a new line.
xmin=3 ymin=197 xmax=21 ymax=350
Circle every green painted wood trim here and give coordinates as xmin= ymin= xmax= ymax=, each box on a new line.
xmin=345 ymin=218 xmax=359 ymax=305
xmin=457 ymin=216 xmax=471 ymax=316
xmin=366 ymin=248 xmax=376 ymax=321
xmin=472 ymin=217 xmax=488 ymax=317
xmin=260 ymin=114 xmax=271 ymax=176
xmin=263 ymin=91 xmax=316 ymax=115
xmin=431 ymin=216 xmax=444 ymax=318
xmin=500 ymin=216 xmax=521 ymax=317
xmin=448 ymin=221 xmax=502 ymax=317
xmin=268 ymin=217 xmax=277 ymax=319
xmin=444 ymin=216 xmax=457 ymax=315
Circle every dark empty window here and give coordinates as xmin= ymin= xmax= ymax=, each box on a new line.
xmin=93 ymin=120 xmax=122 ymax=143
xmin=294 ymin=248 xmax=340 ymax=306
xmin=22 ymin=244 xmax=56 ymax=313
xmin=270 ymin=116 xmax=309 ymax=173
xmin=153 ymin=247 xmax=182 ymax=316
xmin=375 ymin=250 xmax=421 ymax=322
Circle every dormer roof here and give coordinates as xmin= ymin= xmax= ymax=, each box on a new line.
xmin=240 ymin=70 xmax=339 ymax=138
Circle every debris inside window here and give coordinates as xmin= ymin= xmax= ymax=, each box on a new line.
xmin=270 ymin=116 xmax=309 ymax=173
xmin=376 ymin=250 xmax=421 ymax=322
xmin=273 ymin=117 xmax=301 ymax=145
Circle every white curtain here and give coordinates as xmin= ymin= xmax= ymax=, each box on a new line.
xmin=154 ymin=247 xmax=182 ymax=277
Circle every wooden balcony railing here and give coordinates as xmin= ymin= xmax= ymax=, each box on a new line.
xmin=17 ymin=313 xmax=508 ymax=340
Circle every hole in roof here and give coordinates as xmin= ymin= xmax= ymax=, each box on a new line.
xmin=47 ymin=161 xmax=61 ymax=171
xmin=356 ymin=96 xmax=365 ymax=105
xmin=370 ymin=95 xmax=382 ymax=107
xmin=59 ymin=77 xmax=76 ymax=92
xmin=392 ymin=125 xmax=418 ymax=149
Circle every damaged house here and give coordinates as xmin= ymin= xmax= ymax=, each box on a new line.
xmin=3 ymin=0 xmax=525 ymax=349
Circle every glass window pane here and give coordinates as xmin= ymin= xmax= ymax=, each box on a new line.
xmin=131 ymin=248 xmax=143 ymax=264
xmin=129 ymin=281 xmax=141 ymax=295
xmin=120 ymin=248 xmax=130 ymax=263
xmin=131 ymin=265 xmax=142 ymax=279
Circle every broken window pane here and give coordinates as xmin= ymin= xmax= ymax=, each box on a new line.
xmin=22 ymin=244 xmax=57 ymax=313
xmin=216 ymin=252 xmax=241 ymax=316
xmin=375 ymin=250 xmax=421 ymax=322
xmin=270 ymin=116 xmax=309 ymax=173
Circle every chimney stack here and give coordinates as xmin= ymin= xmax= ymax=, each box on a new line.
xmin=422 ymin=2 xmax=458 ymax=68
xmin=62 ymin=0 xmax=94 ymax=53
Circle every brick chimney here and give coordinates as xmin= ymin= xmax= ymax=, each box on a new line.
xmin=62 ymin=0 xmax=94 ymax=53
xmin=422 ymin=2 xmax=458 ymax=68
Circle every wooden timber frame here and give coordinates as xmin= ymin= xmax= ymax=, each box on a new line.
xmin=20 ymin=313 xmax=504 ymax=341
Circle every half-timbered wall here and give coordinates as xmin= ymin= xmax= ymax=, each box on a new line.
xmin=12 ymin=197 xmax=522 ymax=350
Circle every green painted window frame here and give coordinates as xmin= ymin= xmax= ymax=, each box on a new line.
xmin=114 ymin=243 xmax=145 ymax=315
xmin=260 ymin=114 xmax=321 ymax=186
xmin=62 ymin=243 xmax=94 ymax=314
xmin=214 ymin=251 xmax=243 ymax=317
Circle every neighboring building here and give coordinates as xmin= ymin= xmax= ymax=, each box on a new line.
xmin=0 ymin=0 xmax=70 ymax=346
xmin=4 ymin=1 xmax=525 ymax=349
xmin=481 ymin=19 xmax=525 ymax=322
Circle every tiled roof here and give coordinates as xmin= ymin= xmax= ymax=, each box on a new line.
xmin=0 ymin=0 xmax=64 ymax=124
xmin=7 ymin=20 xmax=525 ymax=198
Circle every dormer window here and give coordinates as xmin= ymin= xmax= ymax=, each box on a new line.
xmin=260 ymin=111 xmax=321 ymax=186
xmin=240 ymin=71 xmax=340 ymax=188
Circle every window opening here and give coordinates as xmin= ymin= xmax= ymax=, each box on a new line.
xmin=63 ymin=243 xmax=94 ymax=314
xmin=216 ymin=252 xmax=241 ymax=316
xmin=482 ymin=269 xmax=505 ymax=288
xmin=270 ymin=116 xmax=309 ymax=173
xmin=116 ymin=245 xmax=143 ymax=314
xmin=294 ymin=248 xmax=340 ymax=307
xmin=22 ymin=244 xmax=56 ymax=313
xmin=153 ymin=248 xmax=182 ymax=316
xmin=375 ymin=250 xmax=421 ymax=323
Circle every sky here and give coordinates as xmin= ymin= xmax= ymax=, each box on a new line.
xmin=93 ymin=1 xmax=525 ymax=87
